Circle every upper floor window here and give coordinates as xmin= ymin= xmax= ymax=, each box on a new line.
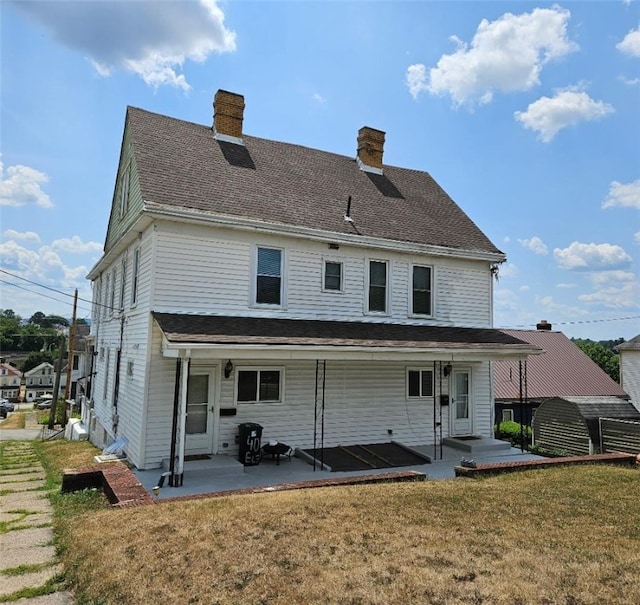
xmin=237 ymin=369 xmax=282 ymax=403
xmin=407 ymin=368 xmax=434 ymax=398
xmin=119 ymin=255 xmax=127 ymax=311
xmin=412 ymin=265 xmax=432 ymax=316
xmin=103 ymin=273 xmax=110 ymax=319
xmin=256 ymin=247 xmax=282 ymax=305
xmin=110 ymin=268 xmax=117 ymax=316
xmin=324 ymin=261 xmax=342 ymax=291
xmin=119 ymin=165 xmax=130 ymax=218
xmin=72 ymin=355 xmax=79 ymax=371
xmin=368 ymin=260 xmax=387 ymax=313
xmin=131 ymin=248 xmax=140 ymax=305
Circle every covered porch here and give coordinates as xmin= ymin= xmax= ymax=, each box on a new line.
xmin=150 ymin=313 xmax=542 ymax=488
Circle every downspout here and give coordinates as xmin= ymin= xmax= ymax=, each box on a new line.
xmin=168 ymin=358 xmax=181 ymax=486
xmin=433 ymin=361 xmax=437 ymax=461
xmin=176 ymin=352 xmax=191 ymax=484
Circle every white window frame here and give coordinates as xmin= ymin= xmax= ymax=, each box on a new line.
xmin=253 ymin=246 xmax=285 ymax=308
xmin=366 ymin=259 xmax=389 ymax=315
xmin=103 ymin=348 xmax=110 ymax=402
xmin=119 ymin=255 xmax=127 ymax=312
xmin=409 ymin=264 xmax=433 ymax=317
xmin=406 ymin=367 xmax=434 ymax=399
xmin=323 ymin=258 xmax=343 ymax=293
xmin=131 ymin=248 xmax=140 ymax=306
xmin=109 ymin=267 xmax=117 ymax=317
xmin=502 ymin=409 xmax=514 ymax=423
xmin=235 ymin=366 xmax=284 ymax=404
xmin=103 ymin=273 xmax=110 ymax=319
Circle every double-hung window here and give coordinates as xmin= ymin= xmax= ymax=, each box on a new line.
xmin=407 ymin=368 xmax=434 ymax=398
xmin=412 ymin=265 xmax=432 ymax=316
xmin=324 ymin=261 xmax=342 ymax=291
xmin=131 ymin=248 xmax=140 ymax=306
xmin=256 ymin=247 xmax=282 ymax=305
xmin=368 ymin=260 xmax=387 ymax=313
xmin=237 ymin=369 xmax=281 ymax=403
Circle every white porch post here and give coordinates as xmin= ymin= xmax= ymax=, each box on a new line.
xmin=177 ymin=350 xmax=191 ymax=479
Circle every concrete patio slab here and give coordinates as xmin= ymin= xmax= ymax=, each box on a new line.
xmin=0 ymin=565 xmax=63 ymax=598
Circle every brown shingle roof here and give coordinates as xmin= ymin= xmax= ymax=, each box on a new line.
xmin=494 ymin=329 xmax=628 ymax=400
xmin=127 ymin=106 xmax=502 ymax=255
xmin=153 ymin=313 xmax=534 ymax=353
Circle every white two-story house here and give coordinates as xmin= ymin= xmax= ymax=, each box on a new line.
xmin=87 ymin=89 xmax=539 ymax=480
xmin=24 ymin=362 xmax=55 ymax=402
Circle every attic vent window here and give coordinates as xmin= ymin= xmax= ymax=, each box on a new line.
xmin=119 ymin=165 xmax=130 ymax=218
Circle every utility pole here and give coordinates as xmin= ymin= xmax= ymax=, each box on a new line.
xmin=48 ymin=334 xmax=65 ymax=430
xmin=63 ymin=289 xmax=78 ymax=425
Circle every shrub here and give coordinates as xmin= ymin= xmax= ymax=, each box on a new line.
xmin=495 ymin=421 xmax=532 ymax=448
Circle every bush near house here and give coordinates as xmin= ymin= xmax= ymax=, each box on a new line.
xmin=495 ymin=420 xmax=532 ymax=449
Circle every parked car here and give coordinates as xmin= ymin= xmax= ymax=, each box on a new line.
xmin=34 ymin=395 xmax=54 ymax=410
xmin=0 ymin=399 xmax=11 ymax=418
xmin=1 ymin=398 xmax=15 ymax=412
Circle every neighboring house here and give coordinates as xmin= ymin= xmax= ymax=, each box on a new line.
xmin=494 ymin=321 xmax=628 ymax=427
xmin=0 ymin=361 xmax=22 ymax=402
xmin=59 ymin=324 xmax=92 ymax=402
xmin=24 ymin=362 xmax=55 ymax=402
xmin=532 ymin=396 xmax=640 ymax=456
xmin=86 ymin=88 xmax=540 ymax=478
xmin=617 ymin=334 xmax=640 ymax=412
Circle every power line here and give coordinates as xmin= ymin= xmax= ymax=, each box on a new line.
xmin=0 ymin=268 xmax=114 ymax=312
xmin=0 ymin=278 xmax=91 ymax=315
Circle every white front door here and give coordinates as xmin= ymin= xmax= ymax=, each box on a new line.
xmin=185 ymin=370 xmax=215 ymax=454
xmin=451 ymin=368 xmax=472 ymax=435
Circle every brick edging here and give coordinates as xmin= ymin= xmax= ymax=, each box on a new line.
xmin=454 ymin=452 xmax=637 ymax=478
xmin=62 ymin=462 xmax=154 ymax=507
xmin=61 ymin=465 xmax=426 ymax=506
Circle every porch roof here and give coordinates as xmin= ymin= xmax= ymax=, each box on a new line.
xmin=152 ymin=313 xmax=542 ymax=361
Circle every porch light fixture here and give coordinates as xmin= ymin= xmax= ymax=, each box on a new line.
xmin=443 ymin=363 xmax=452 ymax=377
xmin=224 ymin=360 xmax=234 ymax=379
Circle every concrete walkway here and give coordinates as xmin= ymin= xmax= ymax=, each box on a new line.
xmin=0 ymin=438 xmax=73 ymax=604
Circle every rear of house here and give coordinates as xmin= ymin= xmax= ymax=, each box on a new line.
xmin=86 ymin=89 xmax=539 ymax=475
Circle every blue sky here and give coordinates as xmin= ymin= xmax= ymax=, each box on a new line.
xmin=1 ymin=0 xmax=638 ymax=341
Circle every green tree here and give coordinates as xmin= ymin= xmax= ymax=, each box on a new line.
xmin=21 ymin=351 xmax=56 ymax=373
xmin=0 ymin=310 xmax=21 ymax=351
xmin=573 ymin=339 xmax=620 ymax=383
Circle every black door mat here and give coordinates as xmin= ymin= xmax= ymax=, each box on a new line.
xmin=303 ymin=442 xmax=429 ymax=472
xmin=184 ymin=454 xmax=211 ymax=461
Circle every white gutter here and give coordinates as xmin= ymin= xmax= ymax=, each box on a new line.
xmin=159 ymin=338 xmax=540 ymax=362
xmin=143 ymin=204 xmax=506 ymax=264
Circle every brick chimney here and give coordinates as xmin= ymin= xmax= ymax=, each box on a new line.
xmin=357 ymin=126 xmax=385 ymax=174
xmin=536 ymin=320 xmax=552 ymax=331
xmin=213 ymin=89 xmax=245 ymax=143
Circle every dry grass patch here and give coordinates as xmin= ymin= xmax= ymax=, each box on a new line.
xmin=0 ymin=411 xmax=26 ymax=429
xmin=60 ymin=465 xmax=640 ymax=605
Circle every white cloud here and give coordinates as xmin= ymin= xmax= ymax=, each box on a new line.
xmin=617 ymin=27 xmax=640 ymax=58
xmin=408 ymin=6 xmax=577 ymax=105
xmin=578 ymin=281 xmax=640 ymax=309
xmin=12 ymin=0 xmax=236 ymax=91
xmin=515 ymin=89 xmax=614 ymax=142
xmin=312 ymin=93 xmax=326 ymax=104
xmin=587 ymin=270 xmax=636 ymax=287
xmin=519 ymin=285 xmax=530 ymax=292
xmin=518 ymin=236 xmax=548 ymax=255
xmin=0 ymin=158 xmax=53 ymax=208
xmin=554 ymin=241 xmax=632 ymax=271
xmin=406 ymin=64 xmax=428 ymax=99
xmin=497 ymin=263 xmax=518 ymax=278
xmin=602 ymin=180 xmax=640 ymax=209
xmin=51 ymin=236 xmax=103 ymax=255
xmin=3 ymin=230 xmax=41 ymax=243
xmin=556 ymin=282 xmax=576 ymax=289
xmin=635 ymin=231 xmax=640 ymax=244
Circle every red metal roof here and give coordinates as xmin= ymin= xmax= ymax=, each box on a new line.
xmin=494 ymin=329 xmax=628 ymax=400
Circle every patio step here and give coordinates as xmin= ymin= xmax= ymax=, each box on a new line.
xmin=442 ymin=437 xmax=511 ymax=455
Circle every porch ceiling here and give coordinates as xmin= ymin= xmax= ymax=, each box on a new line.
xmin=152 ymin=313 xmax=542 ymax=362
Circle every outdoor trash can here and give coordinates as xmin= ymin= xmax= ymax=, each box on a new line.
xmin=238 ymin=422 xmax=263 ymax=466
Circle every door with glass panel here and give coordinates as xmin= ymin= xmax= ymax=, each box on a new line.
xmin=185 ymin=370 xmax=215 ymax=453
xmin=451 ymin=369 xmax=472 ymax=435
